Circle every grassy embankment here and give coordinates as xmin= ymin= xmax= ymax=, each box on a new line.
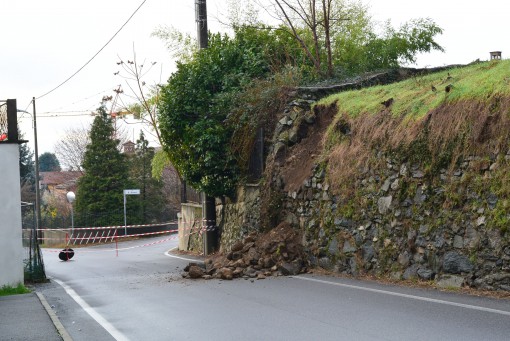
xmin=313 ymin=59 xmax=510 ymax=231
xmin=319 ymin=59 xmax=510 ymax=120
xmin=316 ymin=59 xmax=510 ymax=186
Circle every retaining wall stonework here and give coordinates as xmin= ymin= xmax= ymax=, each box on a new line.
xmin=216 ymin=67 xmax=510 ymax=291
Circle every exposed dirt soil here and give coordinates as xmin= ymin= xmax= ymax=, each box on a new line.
xmin=281 ymin=103 xmax=337 ymax=193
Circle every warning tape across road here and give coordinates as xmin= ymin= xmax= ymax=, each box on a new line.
xmin=40 ymin=221 xmax=177 ymax=232
xmin=39 ymin=219 xmax=217 ymax=232
xmin=45 ymin=234 xmax=181 ymax=254
xmin=41 ymin=225 xmax=218 ymax=254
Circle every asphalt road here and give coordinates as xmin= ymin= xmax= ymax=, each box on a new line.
xmin=40 ymin=234 xmax=510 ymax=341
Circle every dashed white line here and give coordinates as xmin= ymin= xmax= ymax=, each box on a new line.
xmin=52 ymin=278 xmax=129 ymax=341
xmin=292 ymin=276 xmax=510 ymax=316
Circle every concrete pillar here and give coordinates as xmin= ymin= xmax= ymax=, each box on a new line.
xmin=0 ymin=144 xmax=24 ymax=286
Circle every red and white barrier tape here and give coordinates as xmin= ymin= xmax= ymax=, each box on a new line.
xmin=40 ymin=225 xmax=217 ymax=245
xmin=38 ymin=219 xmax=217 ymax=232
xmin=40 ymin=221 xmax=177 ymax=232
xmin=43 ymin=225 xmax=218 ymax=254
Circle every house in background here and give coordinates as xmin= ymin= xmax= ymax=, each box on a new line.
xmin=40 ymin=171 xmax=82 ymax=195
xmin=39 ymin=171 xmax=82 ymax=221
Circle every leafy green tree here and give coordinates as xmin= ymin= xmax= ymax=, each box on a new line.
xmin=157 ymin=2 xmax=444 ymax=198
xmin=75 ymin=106 xmax=134 ymax=227
xmin=158 ymin=27 xmax=294 ymax=196
xmin=129 ymin=131 xmax=164 ymax=222
xmin=39 ymin=152 xmax=61 ymax=172
xmin=334 ymin=18 xmax=444 ymax=75
xmin=269 ymin=0 xmax=443 ymax=77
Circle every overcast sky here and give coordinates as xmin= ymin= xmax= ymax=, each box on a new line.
xmin=1 ymin=0 xmax=508 ymax=156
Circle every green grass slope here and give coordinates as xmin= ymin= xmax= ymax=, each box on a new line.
xmin=319 ymin=59 xmax=510 ymax=119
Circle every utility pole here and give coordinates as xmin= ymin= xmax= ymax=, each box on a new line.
xmin=196 ymin=0 xmax=208 ymax=49
xmin=195 ymin=0 xmax=217 ymax=255
xmin=32 ymin=97 xmax=42 ymax=236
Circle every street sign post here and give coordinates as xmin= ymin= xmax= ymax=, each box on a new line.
xmin=123 ymin=189 xmax=140 ymax=235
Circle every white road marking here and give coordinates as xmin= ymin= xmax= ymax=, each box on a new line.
xmin=293 ymin=276 xmax=510 ymax=316
xmin=52 ymin=278 xmax=130 ymax=341
xmin=164 ymin=248 xmax=205 ymax=263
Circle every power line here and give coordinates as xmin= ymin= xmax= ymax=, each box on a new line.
xmin=36 ymin=0 xmax=148 ymax=100
xmin=38 ymin=113 xmax=94 ymax=118
xmin=46 ymin=88 xmax=112 ymax=113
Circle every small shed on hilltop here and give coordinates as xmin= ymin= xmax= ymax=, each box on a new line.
xmin=123 ymin=140 xmax=135 ymax=155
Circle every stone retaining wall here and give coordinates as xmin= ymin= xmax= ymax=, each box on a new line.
xmin=217 ymin=66 xmax=510 ymax=291
xmin=279 ymin=152 xmax=510 ymax=291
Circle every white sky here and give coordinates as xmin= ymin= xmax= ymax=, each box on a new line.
xmin=1 ymin=0 xmax=509 ymax=156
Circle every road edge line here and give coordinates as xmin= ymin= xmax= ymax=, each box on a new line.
xmin=35 ymin=291 xmax=74 ymax=341
xmin=52 ymin=278 xmax=129 ymax=341
xmin=164 ymin=248 xmax=205 ymax=263
xmin=292 ymin=275 xmax=510 ymax=316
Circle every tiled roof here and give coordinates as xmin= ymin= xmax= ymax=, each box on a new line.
xmin=40 ymin=171 xmax=82 ymax=186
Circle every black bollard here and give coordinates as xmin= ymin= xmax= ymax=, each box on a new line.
xmin=58 ymin=248 xmax=75 ymax=261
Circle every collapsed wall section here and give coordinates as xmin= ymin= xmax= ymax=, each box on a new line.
xmin=265 ymin=96 xmax=510 ymax=291
xmin=216 ymin=65 xmax=510 ymax=291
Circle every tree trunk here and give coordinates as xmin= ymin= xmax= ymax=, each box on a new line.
xmin=322 ymin=0 xmax=333 ymax=76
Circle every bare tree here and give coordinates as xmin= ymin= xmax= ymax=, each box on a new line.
xmin=272 ymin=0 xmax=322 ymax=72
xmin=111 ymin=49 xmax=164 ymax=147
xmin=322 ymin=0 xmax=334 ymax=75
xmin=263 ymin=0 xmax=347 ymax=76
xmin=54 ymin=126 xmax=90 ymax=172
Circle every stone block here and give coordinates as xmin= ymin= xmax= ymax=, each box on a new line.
xmin=436 ymin=275 xmax=465 ymax=288
xmin=443 ymin=251 xmax=474 ymax=274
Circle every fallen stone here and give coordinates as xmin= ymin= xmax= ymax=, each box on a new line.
xmin=188 ymin=265 xmax=205 ymax=279
xmin=184 ymin=262 xmax=205 ymax=272
xmin=257 ymin=273 xmax=266 ymax=280
xmin=279 ymin=262 xmax=302 ymax=276
xmin=231 ymin=241 xmax=244 ymax=252
xmin=219 ymin=267 xmax=234 ymax=280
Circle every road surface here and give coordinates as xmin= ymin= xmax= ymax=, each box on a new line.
xmin=40 ymin=234 xmax=510 ymax=340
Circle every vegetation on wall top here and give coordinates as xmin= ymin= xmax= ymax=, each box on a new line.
xmin=319 ymin=59 xmax=510 ymax=119
xmin=319 ymin=59 xmax=510 ymax=195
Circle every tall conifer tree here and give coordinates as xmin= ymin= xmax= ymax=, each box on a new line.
xmin=75 ymin=106 xmax=132 ymax=226
xmin=39 ymin=152 xmax=61 ymax=172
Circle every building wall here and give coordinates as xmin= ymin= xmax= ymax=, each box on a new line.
xmin=0 ymin=144 xmax=24 ymax=286
xmin=178 ymin=203 xmax=203 ymax=251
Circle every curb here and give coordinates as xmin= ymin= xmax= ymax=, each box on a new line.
xmin=164 ymin=247 xmax=205 ymax=263
xmin=36 ymin=292 xmax=74 ymax=341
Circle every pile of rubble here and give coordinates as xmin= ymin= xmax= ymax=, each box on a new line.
xmin=182 ymin=222 xmax=308 ymax=280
